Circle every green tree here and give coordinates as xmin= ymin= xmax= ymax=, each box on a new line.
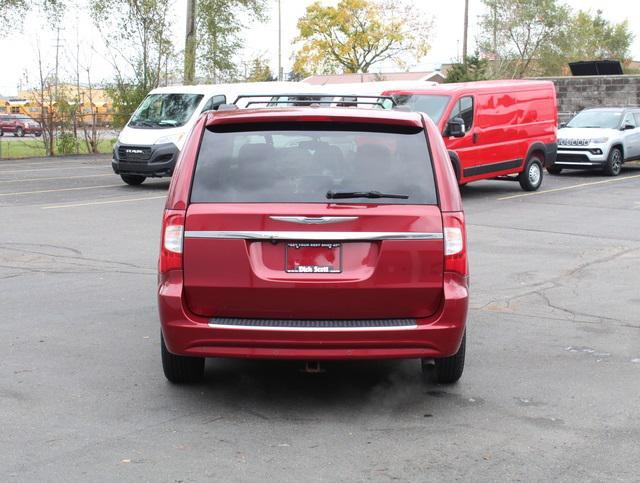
xmin=197 ymin=0 xmax=267 ymax=82
xmin=539 ymin=10 xmax=634 ymax=75
xmin=246 ymin=56 xmax=274 ymax=82
xmin=444 ymin=54 xmax=490 ymax=83
xmin=292 ymin=0 xmax=431 ymax=77
xmin=90 ymin=0 xmax=173 ymax=126
xmin=91 ymin=0 xmax=173 ymax=91
xmin=0 ymin=0 xmax=64 ymax=33
xmin=480 ymin=0 xmax=568 ymax=78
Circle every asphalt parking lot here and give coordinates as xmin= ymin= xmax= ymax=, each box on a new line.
xmin=2 ymin=155 xmax=639 ymax=481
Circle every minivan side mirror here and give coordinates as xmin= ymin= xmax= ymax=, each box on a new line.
xmin=446 ymin=117 xmax=466 ymax=137
xmin=622 ymin=123 xmax=635 ymax=131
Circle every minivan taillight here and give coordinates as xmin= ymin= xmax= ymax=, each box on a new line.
xmin=443 ymin=212 xmax=468 ymax=276
xmin=159 ymin=210 xmax=185 ymax=273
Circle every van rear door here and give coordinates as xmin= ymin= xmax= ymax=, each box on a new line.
xmin=182 ymin=121 xmax=445 ymax=320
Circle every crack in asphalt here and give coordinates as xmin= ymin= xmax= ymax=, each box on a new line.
xmin=468 ymin=223 xmax=640 ymax=243
xmin=475 ymin=246 xmax=640 ymax=326
xmin=0 ymin=242 xmax=155 ymax=276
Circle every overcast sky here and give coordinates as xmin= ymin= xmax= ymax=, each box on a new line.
xmin=1 ymin=0 xmax=639 ymax=95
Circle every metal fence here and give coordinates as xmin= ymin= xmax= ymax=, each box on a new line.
xmin=0 ymin=112 xmax=131 ymax=160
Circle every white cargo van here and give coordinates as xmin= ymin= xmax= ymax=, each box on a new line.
xmin=112 ymin=82 xmax=314 ymax=185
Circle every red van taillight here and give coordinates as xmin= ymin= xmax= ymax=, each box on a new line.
xmin=443 ymin=212 xmax=468 ymax=276
xmin=159 ymin=210 xmax=185 ymax=273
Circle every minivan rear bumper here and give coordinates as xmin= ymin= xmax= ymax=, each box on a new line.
xmin=158 ymin=271 xmax=468 ymax=360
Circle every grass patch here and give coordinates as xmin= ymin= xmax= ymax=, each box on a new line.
xmin=0 ymin=138 xmax=116 ymax=159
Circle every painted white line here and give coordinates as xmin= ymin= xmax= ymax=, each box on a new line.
xmin=0 ymin=184 xmax=123 ymax=197
xmin=42 ymin=195 xmax=166 ymax=209
xmin=0 ymin=173 xmax=113 ymax=183
xmin=0 ymin=165 xmax=108 ymax=174
xmin=498 ymin=174 xmax=640 ymax=201
xmin=0 ymin=156 xmax=113 ymax=167
xmin=0 ymin=161 xmax=62 ymax=168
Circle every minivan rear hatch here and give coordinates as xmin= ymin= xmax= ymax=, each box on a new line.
xmin=182 ymin=119 xmax=444 ymax=320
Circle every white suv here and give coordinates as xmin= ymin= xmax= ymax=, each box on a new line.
xmin=550 ymin=107 xmax=640 ymax=176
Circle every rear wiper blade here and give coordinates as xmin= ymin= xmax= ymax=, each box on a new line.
xmin=326 ymin=190 xmax=409 ymax=200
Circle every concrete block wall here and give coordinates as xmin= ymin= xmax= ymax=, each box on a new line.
xmin=531 ymin=75 xmax=640 ymax=122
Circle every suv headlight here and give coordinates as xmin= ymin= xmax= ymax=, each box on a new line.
xmin=590 ymin=137 xmax=609 ymax=144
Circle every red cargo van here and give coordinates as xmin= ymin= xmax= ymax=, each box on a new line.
xmin=383 ymin=80 xmax=558 ymax=191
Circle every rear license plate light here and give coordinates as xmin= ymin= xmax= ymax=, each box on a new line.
xmin=285 ymin=242 xmax=342 ymax=273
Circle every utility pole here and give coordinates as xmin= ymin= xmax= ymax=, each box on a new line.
xmin=54 ymin=26 xmax=63 ymax=99
xmin=277 ymin=0 xmax=283 ymax=81
xmin=184 ymin=0 xmax=197 ymax=85
xmin=462 ymin=0 xmax=469 ymax=62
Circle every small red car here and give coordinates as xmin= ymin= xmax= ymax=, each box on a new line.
xmin=158 ymin=103 xmax=469 ymax=384
xmin=383 ymin=80 xmax=558 ymax=191
xmin=0 ymin=114 xmax=43 ymax=137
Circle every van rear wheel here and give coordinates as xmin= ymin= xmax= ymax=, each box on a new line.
xmin=120 ymin=174 xmax=146 ymax=185
xmin=519 ymin=156 xmax=543 ymax=191
xmin=161 ymin=334 xmax=205 ymax=383
xmin=423 ymin=332 xmax=466 ymax=384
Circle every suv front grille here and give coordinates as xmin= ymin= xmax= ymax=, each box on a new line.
xmin=118 ymin=146 xmax=152 ymax=161
xmin=557 ymin=153 xmax=591 ymax=163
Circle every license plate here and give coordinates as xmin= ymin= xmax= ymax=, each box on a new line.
xmin=285 ymin=242 xmax=342 ymax=273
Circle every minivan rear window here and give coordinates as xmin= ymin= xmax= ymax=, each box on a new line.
xmin=190 ymin=122 xmax=437 ymax=205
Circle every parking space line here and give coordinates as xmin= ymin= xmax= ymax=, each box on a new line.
xmin=0 ymin=173 xmax=113 ymax=183
xmin=0 ymin=157 xmax=112 ymax=167
xmin=42 ymin=195 xmax=167 ymax=209
xmin=498 ymin=174 xmax=640 ymax=201
xmin=0 ymin=161 xmax=62 ymax=168
xmin=0 ymin=165 xmax=108 ymax=174
xmin=0 ymin=184 xmax=123 ymax=197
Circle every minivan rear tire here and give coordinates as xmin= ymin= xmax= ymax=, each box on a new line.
xmin=121 ymin=174 xmax=146 ymax=185
xmin=519 ymin=156 xmax=543 ymax=191
xmin=424 ymin=332 xmax=466 ymax=384
xmin=161 ymin=334 xmax=205 ymax=383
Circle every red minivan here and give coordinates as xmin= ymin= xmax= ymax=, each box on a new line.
xmin=383 ymin=80 xmax=558 ymax=191
xmin=158 ymin=103 xmax=469 ymax=384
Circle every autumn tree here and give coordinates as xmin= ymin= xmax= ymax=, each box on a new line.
xmin=292 ymin=0 xmax=431 ymax=77
xmin=480 ymin=0 xmax=568 ymax=78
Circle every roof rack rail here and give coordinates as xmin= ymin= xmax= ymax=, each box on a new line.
xmin=232 ymin=93 xmax=396 ymax=109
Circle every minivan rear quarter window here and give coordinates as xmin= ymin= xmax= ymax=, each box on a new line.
xmin=190 ymin=122 xmax=437 ymax=205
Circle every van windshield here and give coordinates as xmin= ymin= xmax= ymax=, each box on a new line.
xmin=191 ymin=122 xmax=437 ymax=205
xmin=392 ymin=94 xmax=451 ymax=123
xmin=128 ymin=93 xmax=204 ymax=128
xmin=566 ymin=110 xmax=623 ymax=129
